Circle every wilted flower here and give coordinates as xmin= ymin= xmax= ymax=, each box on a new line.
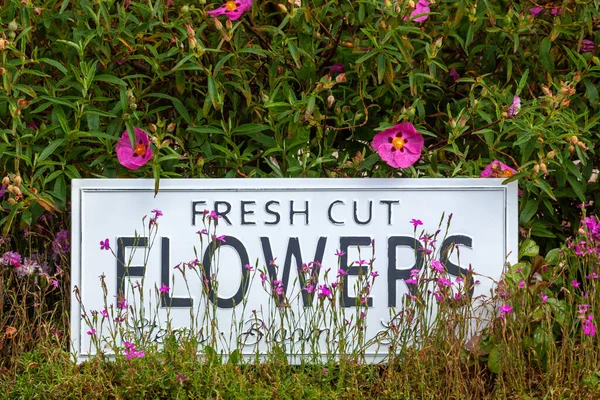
xmin=480 ymin=160 xmax=516 ymax=178
xmin=207 ymin=0 xmax=252 ymax=21
xmin=449 ymin=68 xmax=459 ymax=81
xmin=1 ymin=251 xmax=22 ymax=267
xmin=116 ymin=128 xmax=153 ymax=170
xmin=371 ymin=122 xmax=424 ymax=168
xmin=580 ymin=39 xmax=595 ymax=54
xmin=508 ymin=95 xmax=520 ymax=117
xmin=52 ymin=229 xmax=70 ymax=256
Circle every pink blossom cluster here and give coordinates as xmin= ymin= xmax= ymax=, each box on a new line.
xmin=123 ymin=341 xmax=146 ymax=360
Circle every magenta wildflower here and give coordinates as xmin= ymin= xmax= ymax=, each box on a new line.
xmin=159 ymin=283 xmax=170 ymax=294
xmin=581 ymin=39 xmax=595 ymax=54
xmin=408 ymin=0 xmax=430 ymax=22
xmin=572 ymin=280 xmax=581 ymax=288
xmin=101 ymin=309 xmax=109 ymax=318
xmin=0 ymin=186 xmax=6 ymax=197
xmin=52 ymin=229 xmax=70 ymax=256
xmin=212 ymin=234 xmax=226 ymax=243
xmin=196 ymin=229 xmax=208 ymax=235
xmin=437 ymin=277 xmax=452 ymax=287
xmin=272 ymin=280 xmax=284 ymax=295
xmin=431 ymin=259 xmax=445 ymax=273
xmin=304 ymin=284 xmax=316 ymax=293
xmin=370 ymin=271 xmax=379 ymax=278
xmin=372 ymin=122 xmax=424 ymax=168
xmin=578 ymin=304 xmax=590 ymax=314
xmin=480 ymin=160 xmax=516 ymax=178
xmin=335 ymin=249 xmax=346 ymax=257
xmin=87 ymin=329 xmax=96 ymax=335
xmin=405 ymin=277 xmax=418 ymax=285
xmin=123 ymin=341 xmax=145 ymax=360
xmin=529 ymin=7 xmax=543 ymax=16
xmin=207 ymin=0 xmax=252 ymax=21
xmin=355 ymin=259 xmax=367 ymax=266
xmin=449 ymin=68 xmax=459 ymax=81
xmin=583 ymin=314 xmax=597 ymax=336
xmin=208 ymin=210 xmax=222 ymax=220
xmin=177 ymin=373 xmax=188 ymax=384
xmin=318 ymin=284 xmax=332 ymax=299
xmin=115 ymin=128 xmax=152 ymax=170
xmin=540 ymin=292 xmax=548 ymax=303
xmin=329 ymin=63 xmax=345 ymax=74
xmin=1 ymin=251 xmax=22 ymax=267
xmin=499 ymin=304 xmax=513 ymax=317
xmin=508 ymin=95 xmax=520 ymax=117
xmin=100 ymin=238 xmax=110 ymax=250
xmin=244 ymin=264 xmax=254 ymax=272
xmin=518 ymin=280 xmax=525 ymax=289
xmin=410 ymin=218 xmax=423 ymax=227
xmin=50 ymin=278 xmax=59 ymax=288
xmin=260 ymin=273 xmax=267 ymax=284
xmin=337 ymin=268 xmax=348 ymax=278
xmin=433 ymin=291 xmax=444 ymax=302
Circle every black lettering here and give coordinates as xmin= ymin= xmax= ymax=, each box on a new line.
xmin=260 ymin=236 xmax=327 ymax=306
xmin=440 ymin=235 xmax=474 ymax=297
xmin=214 ymin=201 xmax=232 ymax=225
xmin=290 ymin=200 xmax=309 ymax=225
xmin=116 ymin=237 xmax=147 ymax=297
xmin=387 ymin=236 xmax=422 ymax=307
xmin=241 ymin=201 xmax=256 ymax=225
xmin=192 ymin=201 xmax=207 ymax=225
xmin=265 ymin=200 xmax=280 ymax=225
xmin=203 ymin=236 xmax=250 ymax=308
xmin=353 ymin=201 xmax=372 ymax=225
xmin=327 ymin=200 xmax=344 ymax=225
xmin=160 ymin=237 xmax=193 ymax=308
xmin=380 ymin=200 xmax=400 ymax=225
xmin=339 ymin=236 xmax=373 ymax=307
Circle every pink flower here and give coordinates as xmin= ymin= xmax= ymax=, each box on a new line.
xmin=449 ymin=68 xmax=460 ymax=81
xmin=480 ymin=160 xmax=516 ymax=178
xmin=580 ymin=39 xmax=595 ymax=54
xmin=115 ymin=128 xmax=153 ymax=170
xmin=404 ymin=277 xmax=418 ymax=285
xmin=272 ymin=280 xmax=284 ymax=295
xmin=335 ymin=249 xmax=346 ymax=257
xmin=572 ymin=280 xmax=581 ymax=288
xmin=100 ymin=239 xmax=110 ymax=250
xmin=371 ymin=122 xmax=424 ymax=168
xmin=518 ymin=280 xmax=525 ymax=289
xmin=508 ymin=95 xmax=520 ymax=117
xmin=431 ymin=259 xmax=445 ymax=273
xmin=437 ymin=277 xmax=452 ymax=287
xmin=529 ymin=7 xmax=543 ymax=16
xmin=318 ymin=284 xmax=332 ymax=299
xmin=410 ymin=218 xmax=423 ymax=227
xmin=370 ymin=271 xmax=379 ymax=278
xmin=583 ymin=314 xmax=596 ymax=336
xmin=408 ymin=0 xmax=430 ymax=23
xmin=87 ymin=329 xmax=96 ymax=335
xmin=304 ymin=284 xmax=316 ymax=293
xmin=244 ymin=264 xmax=254 ymax=272
xmin=540 ymin=292 xmax=548 ymax=303
xmin=499 ymin=304 xmax=513 ymax=317
xmin=329 ymin=63 xmax=345 ymax=74
xmin=159 ymin=283 xmax=170 ymax=294
xmin=207 ymin=0 xmax=252 ymax=21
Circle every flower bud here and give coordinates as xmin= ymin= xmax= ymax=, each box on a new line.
xmin=327 ymin=95 xmax=335 ymax=108
xmin=7 ymin=185 xmax=15 ymax=194
xmin=0 ymin=67 xmax=6 ymax=75
xmin=12 ymin=186 xmax=21 ymax=197
xmin=547 ymin=150 xmax=556 ymax=159
xmin=213 ymin=17 xmax=223 ymax=30
xmin=33 ymin=7 xmax=43 ymax=15
xmin=568 ymin=145 xmax=575 ymax=153
xmin=570 ymin=135 xmax=578 ymax=144
xmin=129 ymin=103 xmax=137 ymax=110
xmin=122 ymin=113 xmax=130 ymax=120
xmin=13 ymin=176 xmax=22 ymax=187
xmin=533 ymin=164 xmax=540 ymax=174
xmin=0 ymin=38 xmax=9 ymax=51
xmin=167 ymin=123 xmax=176 ymax=133
xmin=181 ymin=5 xmax=189 ymax=13
xmin=8 ymin=21 xmax=18 ymax=32
xmin=2 ymin=176 xmax=10 ymax=186
xmin=578 ymin=141 xmax=587 ymax=150
xmin=7 ymin=198 xmax=16 ymax=205
xmin=225 ymin=19 xmax=232 ymax=30
xmin=458 ymin=116 xmax=467 ymax=128
xmin=149 ymin=123 xmax=157 ymax=133
xmin=540 ymin=163 xmax=547 ymax=175
xmin=573 ymin=72 xmax=581 ymax=83
xmin=335 ymin=73 xmax=346 ymax=83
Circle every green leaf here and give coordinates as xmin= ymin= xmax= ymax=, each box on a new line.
xmin=519 ymin=239 xmax=540 ymax=258
xmin=144 ymin=93 xmax=191 ymax=124
xmin=545 ymin=248 xmax=560 ymax=266
xmin=539 ymin=37 xmax=554 ymax=73
xmin=37 ymin=139 xmax=65 ymax=163
xmin=487 ymin=346 xmax=501 ymax=374
xmin=94 ymin=74 xmax=127 ymax=86
xmin=519 ymin=199 xmax=538 ymax=225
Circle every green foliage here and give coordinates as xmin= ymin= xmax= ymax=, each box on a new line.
xmin=0 ymin=0 xmax=598 ymax=248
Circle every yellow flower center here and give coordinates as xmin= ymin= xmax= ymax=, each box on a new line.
xmin=134 ymin=143 xmax=147 ymax=156
xmin=392 ymin=137 xmax=405 ymax=150
xmin=225 ymin=1 xmax=237 ymax=11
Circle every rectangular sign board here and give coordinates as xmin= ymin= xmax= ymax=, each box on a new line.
xmin=71 ymin=178 xmax=517 ymax=362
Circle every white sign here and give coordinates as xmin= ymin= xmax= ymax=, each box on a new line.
xmin=71 ymin=179 xmax=517 ymax=362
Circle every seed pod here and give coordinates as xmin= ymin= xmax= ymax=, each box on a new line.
xmin=167 ymin=123 xmax=176 ymax=133
xmin=571 ymin=135 xmax=578 ymax=144
xmin=546 ymin=150 xmax=556 ymax=159
xmin=13 ymin=176 xmax=22 ymax=187
xmin=327 ymin=95 xmax=335 ymax=108
xmin=2 ymin=176 xmax=10 ymax=186
xmin=149 ymin=124 xmax=157 ymax=133
xmin=12 ymin=186 xmax=21 ymax=197
xmin=568 ymin=145 xmax=575 ymax=153
xmin=7 ymin=184 xmax=15 ymax=194
xmin=540 ymin=163 xmax=547 ymax=175
xmin=577 ymin=141 xmax=587 ymax=150
xmin=533 ymin=164 xmax=540 ymax=174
